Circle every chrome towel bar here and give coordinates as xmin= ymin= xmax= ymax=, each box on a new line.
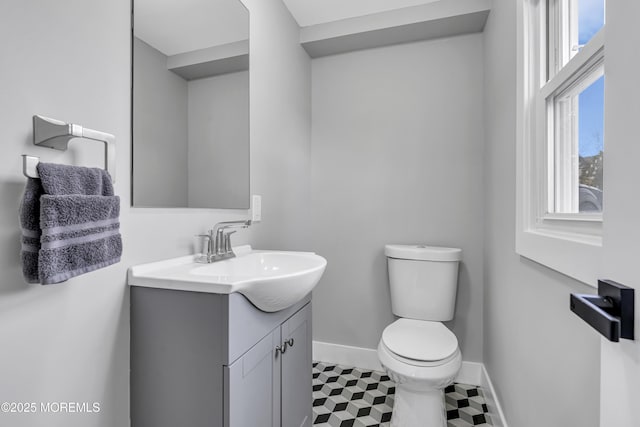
xmin=22 ymin=115 xmax=116 ymax=182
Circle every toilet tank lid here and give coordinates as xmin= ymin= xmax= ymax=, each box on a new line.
xmin=385 ymin=244 xmax=462 ymax=262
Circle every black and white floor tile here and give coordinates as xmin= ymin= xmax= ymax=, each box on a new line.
xmin=312 ymin=362 xmax=492 ymax=427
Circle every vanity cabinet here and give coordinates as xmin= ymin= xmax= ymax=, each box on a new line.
xmin=226 ymin=305 xmax=312 ymax=427
xmin=130 ymin=287 xmax=312 ymax=427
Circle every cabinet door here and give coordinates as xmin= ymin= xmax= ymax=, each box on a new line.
xmin=281 ymin=303 xmax=312 ymax=427
xmin=225 ymin=327 xmax=281 ymax=427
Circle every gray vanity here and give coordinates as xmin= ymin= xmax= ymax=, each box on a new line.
xmin=130 ymin=287 xmax=312 ymax=427
xmin=128 ymin=245 xmax=326 ymax=427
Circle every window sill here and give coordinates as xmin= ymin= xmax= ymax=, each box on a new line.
xmin=516 ymin=227 xmax=601 ymax=287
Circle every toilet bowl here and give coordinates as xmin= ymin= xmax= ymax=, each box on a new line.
xmin=378 ymin=318 xmax=461 ymax=427
xmin=378 ymin=244 xmax=463 ymax=427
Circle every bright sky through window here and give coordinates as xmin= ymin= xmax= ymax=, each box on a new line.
xmin=579 ymin=75 xmax=604 ymax=157
xmin=578 ymin=0 xmax=605 ymax=45
xmin=577 ymin=0 xmax=605 ymax=158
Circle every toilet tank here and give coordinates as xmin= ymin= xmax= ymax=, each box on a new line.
xmin=385 ymin=244 xmax=462 ymax=321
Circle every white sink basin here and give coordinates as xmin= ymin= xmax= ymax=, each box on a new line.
xmin=127 ymin=246 xmax=327 ymax=312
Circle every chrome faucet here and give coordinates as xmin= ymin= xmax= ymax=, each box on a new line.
xmin=197 ymin=220 xmax=252 ymax=263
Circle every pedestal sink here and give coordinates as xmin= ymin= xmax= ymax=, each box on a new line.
xmin=127 ymin=246 xmax=327 ymax=312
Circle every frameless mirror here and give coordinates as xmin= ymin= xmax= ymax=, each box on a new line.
xmin=132 ymin=0 xmax=249 ymax=209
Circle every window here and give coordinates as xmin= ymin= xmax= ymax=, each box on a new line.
xmin=516 ymin=0 xmax=605 ymax=286
xmin=546 ymin=0 xmax=605 ymax=216
xmin=553 ymin=72 xmax=604 ymax=213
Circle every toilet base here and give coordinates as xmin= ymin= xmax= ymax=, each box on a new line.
xmin=390 ymin=385 xmax=446 ymax=427
xmin=378 ymin=339 xmax=461 ymax=427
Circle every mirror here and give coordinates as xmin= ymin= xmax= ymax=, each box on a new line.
xmin=132 ymin=0 xmax=250 ymax=209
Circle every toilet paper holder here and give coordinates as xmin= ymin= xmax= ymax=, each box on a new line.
xmin=570 ymin=280 xmax=634 ymax=342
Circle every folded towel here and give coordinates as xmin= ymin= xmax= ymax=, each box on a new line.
xmin=19 ymin=178 xmax=43 ymax=283
xmin=39 ymin=194 xmax=122 ymax=284
xmin=19 ymin=163 xmax=122 ymax=284
xmin=37 ymin=162 xmax=114 ymax=196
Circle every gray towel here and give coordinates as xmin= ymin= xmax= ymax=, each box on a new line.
xmin=19 ymin=178 xmax=43 ymax=283
xmin=37 ymin=162 xmax=114 ymax=196
xmin=19 ymin=163 xmax=122 ymax=284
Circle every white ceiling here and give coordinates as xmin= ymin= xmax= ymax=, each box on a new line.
xmin=281 ymin=0 xmax=441 ymax=27
xmin=134 ymin=0 xmax=249 ymax=56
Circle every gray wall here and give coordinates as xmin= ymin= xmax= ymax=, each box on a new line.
xmin=133 ymin=37 xmax=188 ymax=207
xmin=187 ymin=71 xmax=250 ymax=209
xmin=247 ymin=0 xmax=312 ymax=251
xmin=0 ymin=0 xmax=310 ymax=426
xmin=482 ymin=1 xmax=600 ymax=426
xmin=310 ymin=35 xmax=485 ymax=361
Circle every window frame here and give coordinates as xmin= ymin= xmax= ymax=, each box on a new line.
xmin=516 ymin=0 xmax=605 ymax=287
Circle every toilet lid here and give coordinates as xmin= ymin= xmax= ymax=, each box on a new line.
xmin=382 ymin=319 xmax=458 ymax=362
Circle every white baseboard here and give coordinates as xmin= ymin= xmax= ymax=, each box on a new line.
xmin=313 ymin=341 xmax=383 ymax=371
xmin=480 ymin=364 xmax=508 ymax=427
xmin=312 ymin=340 xmax=482 ymax=386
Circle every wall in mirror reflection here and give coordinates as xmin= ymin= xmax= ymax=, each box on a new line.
xmin=132 ymin=0 xmax=249 ymax=209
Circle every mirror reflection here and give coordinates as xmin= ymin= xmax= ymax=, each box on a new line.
xmin=132 ymin=0 xmax=250 ymax=209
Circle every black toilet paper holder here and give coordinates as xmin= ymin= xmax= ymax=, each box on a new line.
xmin=570 ymin=279 xmax=634 ymax=342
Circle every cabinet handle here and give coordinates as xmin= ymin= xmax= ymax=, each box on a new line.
xmin=282 ymin=338 xmax=295 ymax=352
xmin=275 ymin=338 xmax=295 ymax=357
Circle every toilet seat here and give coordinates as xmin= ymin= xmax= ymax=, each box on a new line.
xmin=382 ymin=319 xmax=459 ymax=366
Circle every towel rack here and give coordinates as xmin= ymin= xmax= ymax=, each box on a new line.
xmin=22 ymin=115 xmax=116 ymax=183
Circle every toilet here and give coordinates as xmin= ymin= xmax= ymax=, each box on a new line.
xmin=378 ymin=244 xmax=463 ymax=427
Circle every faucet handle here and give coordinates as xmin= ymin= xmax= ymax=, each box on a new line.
xmin=223 ymin=230 xmax=237 ymax=253
xmin=195 ymin=233 xmax=214 ymax=256
xmin=195 ymin=229 xmax=214 ymax=238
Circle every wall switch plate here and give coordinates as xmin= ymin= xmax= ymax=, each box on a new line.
xmin=251 ymin=195 xmax=262 ymax=222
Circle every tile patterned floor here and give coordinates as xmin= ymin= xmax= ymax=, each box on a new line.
xmin=312 ymin=361 xmax=492 ymax=427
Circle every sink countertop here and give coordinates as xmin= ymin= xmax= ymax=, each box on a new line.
xmin=127 ymin=245 xmax=327 ymax=312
